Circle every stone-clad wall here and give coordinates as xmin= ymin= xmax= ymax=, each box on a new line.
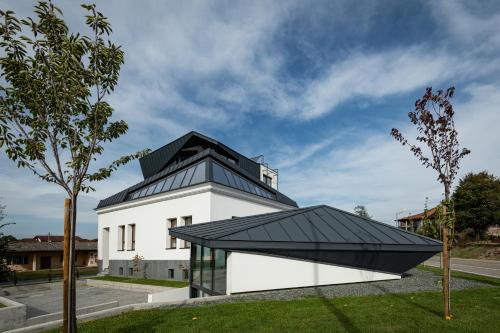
xmin=105 ymin=259 xmax=189 ymax=281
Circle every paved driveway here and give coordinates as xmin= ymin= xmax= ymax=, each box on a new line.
xmin=1 ymin=280 xmax=148 ymax=318
xmin=424 ymin=257 xmax=500 ymax=278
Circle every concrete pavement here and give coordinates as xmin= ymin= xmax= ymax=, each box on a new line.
xmin=424 ymin=256 xmax=500 ymax=278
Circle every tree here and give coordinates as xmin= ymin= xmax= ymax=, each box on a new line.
xmin=391 ymin=87 xmax=470 ymax=319
xmin=0 ymin=201 xmax=15 ymax=282
xmin=452 ymin=171 xmax=500 ymax=238
xmin=0 ymin=2 xmax=149 ymax=331
xmin=354 ymin=205 xmax=372 ymax=219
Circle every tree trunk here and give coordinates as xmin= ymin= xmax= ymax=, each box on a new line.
xmin=63 ymin=198 xmax=71 ymax=333
xmin=442 ymin=187 xmax=451 ymax=319
xmin=67 ymin=194 xmax=78 ymax=332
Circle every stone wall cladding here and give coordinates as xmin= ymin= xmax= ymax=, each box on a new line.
xmin=107 ymin=259 xmax=189 ymax=281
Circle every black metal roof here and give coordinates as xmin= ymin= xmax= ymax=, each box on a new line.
xmin=97 ymin=149 xmax=297 ymax=209
xmin=170 ymin=205 xmax=441 ymax=274
xmin=169 ymin=205 xmax=442 ymax=252
xmin=139 ymin=131 xmax=261 ymax=179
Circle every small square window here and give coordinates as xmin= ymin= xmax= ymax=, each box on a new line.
xmin=168 ymin=269 xmax=174 ymax=279
xmin=129 ymin=267 xmax=133 ymax=276
xmin=119 ymin=267 xmax=124 ymax=275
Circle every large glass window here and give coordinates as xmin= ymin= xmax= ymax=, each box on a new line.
xmin=191 ymin=245 xmax=227 ymax=296
xmin=213 ymin=249 xmax=227 ymax=294
xmin=192 ymin=245 xmax=202 ymax=285
xmin=202 ymin=247 xmax=212 ymax=289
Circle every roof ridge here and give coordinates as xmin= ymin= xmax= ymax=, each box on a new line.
xmin=215 ymin=206 xmax=320 ymax=240
xmin=323 ymin=206 xmax=442 ymax=244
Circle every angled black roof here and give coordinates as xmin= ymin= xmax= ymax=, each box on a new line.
xmin=139 ymin=131 xmax=260 ymax=179
xmin=97 ymin=148 xmax=297 ymax=209
xmin=169 ymin=205 xmax=442 ymax=252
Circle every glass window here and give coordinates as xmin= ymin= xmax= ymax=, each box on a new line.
xmin=161 ymin=176 xmax=174 ymax=192
xmin=153 ymin=180 xmax=165 ymax=194
xmin=168 ymin=269 xmax=174 ymax=279
xmin=171 ymin=170 xmax=187 ymax=190
xmin=145 ymin=184 xmax=157 ymax=196
xmin=181 ymin=165 xmax=196 ymax=187
xmin=223 ymin=169 xmax=237 ymax=188
xmin=190 ymin=161 xmax=206 ymax=184
xmin=263 ymin=174 xmax=272 ymax=186
xmin=192 ymin=245 xmax=202 ymax=285
xmin=213 ymin=249 xmax=226 ymax=294
xmin=138 ymin=187 xmax=149 ymax=197
xmin=202 ymin=247 xmax=212 ymax=289
xmin=213 ymin=162 xmax=229 ymax=186
xmin=239 ymin=178 xmax=252 ymax=193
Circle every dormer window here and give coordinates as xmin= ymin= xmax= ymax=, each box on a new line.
xmin=263 ymin=175 xmax=272 ymax=186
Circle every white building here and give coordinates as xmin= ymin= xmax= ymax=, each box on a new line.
xmin=97 ymin=131 xmax=441 ymax=295
xmin=96 ymin=131 xmax=297 ymax=280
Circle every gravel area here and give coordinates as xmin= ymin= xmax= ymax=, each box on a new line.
xmin=228 ymin=268 xmax=490 ymax=302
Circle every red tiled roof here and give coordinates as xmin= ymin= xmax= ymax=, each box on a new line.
xmin=397 ymin=207 xmax=438 ymax=222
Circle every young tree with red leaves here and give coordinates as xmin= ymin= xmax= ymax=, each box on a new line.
xmin=391 ymin=87 xmax=470 ymax=319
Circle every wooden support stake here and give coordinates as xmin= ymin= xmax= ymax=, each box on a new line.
xmin=63 ymin=198 xmax=71 ymax=333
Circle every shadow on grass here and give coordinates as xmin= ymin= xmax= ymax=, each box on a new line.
xmin=372 ymin=284 xmax=442 ymax=318
xmin=314 ymin=286 xmax=361 ymax=333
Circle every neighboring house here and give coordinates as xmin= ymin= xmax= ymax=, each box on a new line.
xmin=7 ymin=237 xmax=97 ymax=272
xmin=96 ymin=131 xmax=297 ymax=280
xmin=170 ymin=205 xmax=442 ymax=297
xmin=397 ymin=208 xmax=438 ymax=232
xmin=96 ymin=131 xmax=441 ymax=294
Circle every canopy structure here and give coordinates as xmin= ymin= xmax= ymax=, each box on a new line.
xmin=170 ymin=205 xmax=442 ymax=274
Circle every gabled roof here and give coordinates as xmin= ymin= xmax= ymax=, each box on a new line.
xmin=8 ymin=241 xmax=97 ymax=252
xmin=139 ymin=131 xmax=260 ymax=179
xmin=397 ymin=207 xmax=438 ymax=222
xmin=169 ymin=205 xmax=442 ymax=252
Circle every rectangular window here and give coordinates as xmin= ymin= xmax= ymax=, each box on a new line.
xmin=182 ymin=216 xmax=192 ymax=248
xmin=119 ymin=267 xmax=124 ymax=275
xmin=202 ymin=247 xmax=212 ymax=290
xmin=167 ymin=218 xmax=177 ymax=249
xmin=129 ymin=267 xmax=133 ymax=276
xmin=118 ymin=225 xmax=125 ymax=251
xmin=11 ymin=256 xmax=29 ymax=265
xmin=127 ymin=224 xmax=136 ymax=250
xmin=190 ymin=246 xmax=227 ymax=295
xmin=168 ymin=268 xmax=174 ymax=279
xmin=263 ymin=174 xmax=272 ymax=186
xmin=213 ymin=249 xmax=227 ymax=294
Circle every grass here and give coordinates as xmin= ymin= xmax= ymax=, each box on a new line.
xmin=0 ymin=302 xmax=5 ymax=308
xmin=451 ymin=245 xmax=499 ymax=260
xmin=417 ymin=264 xmax=500 ymax=287
xmin=46 ymin=287 xmax=500 ymax=333
xmin=88 ymin=275 xmax=188 ymax=288
xmin=13 ymin=266 xmax=98 ymax=281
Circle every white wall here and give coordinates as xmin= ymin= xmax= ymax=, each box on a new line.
xmin=226 ymin=252 xmax=400 ymax=294
xmin=97 ymin=185 xmax=212 ymax=262
xmin=97 ymin=183 xmax=295 ymax=263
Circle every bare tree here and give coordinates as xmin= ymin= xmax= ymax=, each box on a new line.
xmin=391 ymin=86 xmax=470 ymax=319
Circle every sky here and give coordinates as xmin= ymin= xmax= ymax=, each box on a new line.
xmin=1 ymin=0 xmax=499 ymax=239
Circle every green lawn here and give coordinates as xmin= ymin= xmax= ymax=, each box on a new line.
xmin=14 ymin=267 xmax=98 ymax=281
xmin=0 ymin=302 xmax=5 ymax=308
xmin=88 ymin=275 xmax=188 ymax=288
xmin=451 ymin=245 xmax=499 ymax=260
xmin=417 ymin=264 xmax=500 ymax=287
xmin=46 ymin=287 xmax=500 ymax=333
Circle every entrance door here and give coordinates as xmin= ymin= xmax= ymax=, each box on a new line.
xmin=102 ymin=228 xmax=110 ymax=271
xmin=40 ymin=256 xmax=51 ymax=269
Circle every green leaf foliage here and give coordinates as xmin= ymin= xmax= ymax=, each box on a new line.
xmin=0 ymin=1 xmax=150 ymax=196
xmin=452 ymin=171 xmax=500 ymax=238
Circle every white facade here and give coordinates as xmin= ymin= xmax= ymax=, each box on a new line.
xmin=226 ymin=251 xmax=401 ymax=294
xmin=96 ymin=182 xmax=293 ymax=268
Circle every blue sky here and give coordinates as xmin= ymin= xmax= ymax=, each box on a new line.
xmin=1 ymin=0 xmax=499 ymax=239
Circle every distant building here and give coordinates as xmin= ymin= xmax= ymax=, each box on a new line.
xmin=397 ymin=207 xmax=438 ymax=232
xmin=7 ymin=236 xmax=97 ymax=272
